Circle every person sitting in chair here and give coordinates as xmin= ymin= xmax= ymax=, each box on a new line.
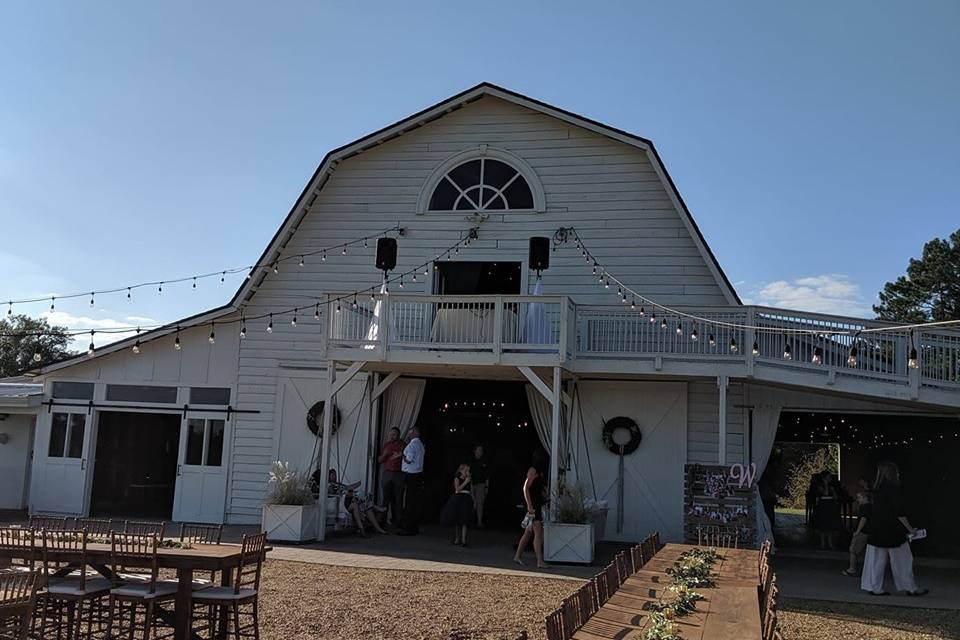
xmin=321 ymin=468 xmax=387 ymax=537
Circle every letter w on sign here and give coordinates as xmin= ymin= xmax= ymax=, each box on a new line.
xmin=729 ymin=463 xmax=757 ymax=489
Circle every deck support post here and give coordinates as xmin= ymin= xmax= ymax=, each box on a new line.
xmin=317 ymin=360 xmax=337 ymax=542
xmin=549 ymin=366 xmax=562 ymax=519
xmin=718 ymin=375 xmax=728 ymax=465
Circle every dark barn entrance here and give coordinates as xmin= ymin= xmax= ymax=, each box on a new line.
xmin=90 ymin=411 xmax=180 ymax=519
xmin=416 ymin=379 xmax=545 ymax=529
xmin=762 ymin=411 xmax=960 ymax=558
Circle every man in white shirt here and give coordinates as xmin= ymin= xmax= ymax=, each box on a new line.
xmin=398 ymin=427 xmax=425 ymax=535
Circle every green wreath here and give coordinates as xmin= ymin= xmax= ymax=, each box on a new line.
xmin=602 ymin=416 xmax=642 ymax=455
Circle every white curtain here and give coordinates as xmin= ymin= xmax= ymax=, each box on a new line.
xmin=364 ymin=282 xmax=395 ymax=350
xmin=525 ymin=383 xmax=567 ymax=463
xmin=381 ymin=378 xmax=425 ymax=442
xmin=750 ymin=388 xmax=783 ymax=548
xmin=524 ymin=278 xmax=551 ymax=344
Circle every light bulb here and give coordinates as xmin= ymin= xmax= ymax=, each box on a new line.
xmin=783 ymin=342 xmax=792 ymax=360
xmin=50 ymin=297 xmax=55 ymax=311
xmin=272 ymin=263 xmax=279 ymax=274
xmin=158 ymin=283 xmax=163 ymax=294
xmin=351 ymin=297 xmax=358 ymax=309
xmin=174 ymin=334 xmax=181 ymax=351
xmin=322 ymin=251 xmax=326 ymax=262
xmin=424 ymin=267 xmax=429 ymax=276
xmin=336 ymin=302 xmax=341 ymax=313
xmin=89 ymin=293 xmax=94 ymax=307
xmin=266 ymin=315 xmax=273 ymax=333
xmin=291 ymin=310 xmax=297 ymax=327
xmin=220 ymin=272 xmax=225 ymax=283
xmin=847 ymin=346 xmax=858 ymax=367
xmin=208 ymin=327 xmax=216 ymax=344
xmin=812 ymin=346 xmax=823 ymax=365
xmin=399 ymin=278 xmax=404 ymax=289
xmin=132 ymin=341 xmax=141 ymax=354
xmin=314 ymin=304 xmax=321 ymax=320
xmin=240 ymin=324 xmax=247 ymax=339
xmin=691 ymin=328 xmax=699 ymax=341
xmin=661 ymin=318 xmax=668 ymax=329
xmin=342 ymin=246 xmax=347 ymax=255
xmin=127 ymin=288 xmax=132 ymax=300
xmin=752 ymin=342 xmax=760 ymax=356
xmin=908 ymin=347 xmax=918 ymax=369
xmin=708 ymin=334 xmax=716 ymax=347
xmin=412 ymin=273 xmax=417 ymax=283
xmin=639 ymin=306 xmax=645 ymax=316
xmin=299 ymin=256 xmax=305 ymax=267
xmin=630 ymin=300 xmax=636 ymax=310
xmin=676 ymin=324 xmax=683 ymax=336
xmin=729 ymin=338 xmax=738 ymax=353
xmin=192 ymin=278 xmax=197 ymax=289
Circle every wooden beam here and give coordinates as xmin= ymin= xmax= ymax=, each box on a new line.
xmin=518 ymin=366 xmax=552 ymax=404
xmin=331 ymin=361 xmax=365 ymax=396
xmin=549 ymin=367 xmax=562 ymax=519
xmin=372 ymin=371 xmax=402 ymax=401
xmin=317 ymin=361 xmax=337 ymax=542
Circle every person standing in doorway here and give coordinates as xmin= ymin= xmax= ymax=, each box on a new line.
xmin=861 ymin=462 xmax=928 ymax=596
xmin=470 ymin=444 xmax=490 ymax=528
xmin=398 ymin=426 xmax=425 ymax=536
xmin=378 ymin=427 xmax=405 ymax=527
xmin=513 ymin=456 xmax=547 ymax=568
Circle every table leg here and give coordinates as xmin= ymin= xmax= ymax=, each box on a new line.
xmin=175 ymin=567 xmax=194 ymax=640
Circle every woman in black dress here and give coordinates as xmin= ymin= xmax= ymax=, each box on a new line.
xmin=813 ymin=472 xmax=843 ymax=549
xmin=440 ymin=464 xmax=476 ymax=546
xmin=512 ymin=462 xmax=547 ymax=568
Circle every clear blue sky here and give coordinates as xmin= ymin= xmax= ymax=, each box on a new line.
xmin=1 ymin=1 xmax=958 ymax=345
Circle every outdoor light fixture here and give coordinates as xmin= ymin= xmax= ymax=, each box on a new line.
xmin=729 ymin=338 xmax=738 ymax=353
xmin=908 ymin=347 xmax=919 ymax=369
xmin=752 ymin=342 xmax=760 ymax=356
xmin=812 ymin=346 xmax=823 ymax=365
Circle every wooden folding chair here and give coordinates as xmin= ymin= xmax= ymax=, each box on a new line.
xmin=615 ymin=551 xmax=630 ymax=583
xmin=604 ymin=562 xmax=621 ymax=594
xmin=652 ymin=531 xmax=662 ymax=550
xmin=629 ymin=544 xmax=645 ymax=573
xmin=640 ymin=535 xmax=655 ymax=560
xmin=0 ymin=570 xmax=40 ymax=640
xmin=593 ymin=574 xmax=609 ymax=608
xmin=179 ymin=523 xmax=223 ymax=545
xmin=544 ymin=606 xmax=564 ymax=640
xmin=122 ymin=520 xmax=166 ymax=537
xmin=38 ymin=530 xmax=112 ymax=640
xmin=74 ymin=518 xmax=114 ymax=537
xmin=561 ymin=595 xmax=580 ymax=639
xmin=27 ymin=516 xmax=71 ymax=532
xmin=106 ymin=533 xmax=178 ymax=640
xmin=576 ymin=581 xmax=597 ymax=621
xmin=190 ymin=532 xmax=268 ymax=640
xmin=0 ymin=528 xmax=35 ymax=575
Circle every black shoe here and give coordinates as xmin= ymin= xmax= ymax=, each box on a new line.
xmin=907 ymin=589 xmax=929 ymax=597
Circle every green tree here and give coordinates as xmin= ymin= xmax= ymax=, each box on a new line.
xmin=0 ymin=315 xmax=74 ymax=377
xmin=874 ymin=229 xmax=960 ymax=323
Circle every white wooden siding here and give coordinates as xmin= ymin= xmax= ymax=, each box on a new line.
xmin=687 ymin=381 xmax=745 ymax=465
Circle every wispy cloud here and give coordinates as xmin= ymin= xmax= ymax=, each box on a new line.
xmin=40 ymin=311 xmax=152 ymax=349
xmin=743 ymin=274 xmax=873 ymax=318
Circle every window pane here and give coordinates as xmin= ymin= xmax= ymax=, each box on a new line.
xmin=48 ymin=413 xmax=68 ymax=457
xmin=185 ymin=419 xmax=205 ymax=465
xmin=485 ymin=194 xmax=507 ymax=210
xmin=189 ymin=387 xmax=231 ymax=405
xmin=503 ymin=177 xmax=534 ymax=209
xmin=52 ymin=382 xmax=95 ymax=400
xmin=67 ymin=414 xmax=86 ymax=458
xmin=206 ymin=420 xmax=225 ymax=466
xmin=447 ymin=160 xmax=481 ymax=189
xmin=105 ymin=384 xmax=178 ymax=403
xmin=483 ymin=159 xmax=515 ymax=189
xmin=428 ymin=178 xmax=459 ymax=210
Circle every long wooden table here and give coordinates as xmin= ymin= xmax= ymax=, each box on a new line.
xmin=574 ymin=544 xmax=761 ymax=640
xmin=0 ymin=540 xmax=251 ymax=640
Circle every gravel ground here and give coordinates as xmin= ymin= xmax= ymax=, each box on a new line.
xmin=258 ymin=560 xmax=577 ymax=640
xmin=778 ymin=597 xmax=960 ymax=640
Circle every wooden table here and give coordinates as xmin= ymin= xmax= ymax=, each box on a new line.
xmin=0 ymin=541 xmax=251 ymax=640
xmin=574 ymin=544 xmax=761 ymax=640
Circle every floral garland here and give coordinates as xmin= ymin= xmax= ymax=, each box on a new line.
xmin=642 ymin=548 xmax=719 ymax=640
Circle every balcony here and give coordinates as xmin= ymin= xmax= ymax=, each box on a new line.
xmin=325 ymin=293 xmax=960 ymax=406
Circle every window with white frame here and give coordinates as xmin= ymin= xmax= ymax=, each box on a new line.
xmin=48 ymin=412 xmax=86 ymax=458
xmin=428 ymin=158 xmax=535 ymax=211
xmin=184 ymin=418 xmax=225 ymax=467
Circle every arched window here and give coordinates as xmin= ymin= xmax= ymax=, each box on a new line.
xmin=428 ymin=158 xmax=535 ymax=211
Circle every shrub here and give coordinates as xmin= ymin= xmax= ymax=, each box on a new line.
xmin=265 ymin=461 xmax=315 ymax=506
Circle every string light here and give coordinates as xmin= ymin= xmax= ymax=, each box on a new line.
xmin=132 ymin=339 xmax=141 ymax=354
xmin=299 ymin=256 xmax=305 ymax=267
xmin=272 ymin=263 xmax=279 ymax=274
xmin=290 ymin=309 xmax=297 ymax=327
xmin=174 ymin=327 xmax=181 ymax=351
xmin=335 ymin=301 xmax=341 ymax=313
xmin=691 ymin=328 xmax=699 ymax=341
xmin=752 ymin=342 xmax=760 ymax=356
xmin=87 ymin=331 xmax=95 ymax=357
xmin=322 ymin=250 xmax=327 ymax=262
xmin=240 ymin=317 xmax=247 ymax=340
xmin=220 ymin=272 xmax=226 ymax=283
xmin=708 ymin=333 xmax=716 ymax=347
xmin=908 ymin=346 xmax=919 ymax=369
xmin=127 ymin=288 xmax=132 ymax=300
xmin=192 ymin=277 xmax=197 ymax=289
xmin=351 ymin=295 xmax=358 ymax=309
xmin=50 ymin=297 xmax=55 ymax=311
xmin=208 ymin=324 xmax=216 ymax=344
xmin=783 ymin=339 xmax=792 ymax=360
xmin=812 ymin=346 xmax=823 ymax=365
xmin=729 ymin=338 xmax=738 ymax=353
xmin=314 ymin=303 xmax=321 ymax=320
xmin=847 ymin=345 xmax=858 ymax=367
xmin=676 ymin=323 xmax=683 ymax=336
xmin=158 ymin=282 xmax=163 ymax=294
xmin=266 ymin=314 xmax=273 ymax=334
xmin=661 ymin=318 xmax=668 ymax=329
xmin=89 ymin=293 xmax=94 ymax=307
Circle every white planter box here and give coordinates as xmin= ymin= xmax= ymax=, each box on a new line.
xmin=544 ymin=522 xmax=595 ymax=564
xmin=262 ymin=504 xmax=319 ymax=543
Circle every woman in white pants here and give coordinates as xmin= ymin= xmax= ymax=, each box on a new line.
xmin=860 ymin=462 xmax=928 ymax=596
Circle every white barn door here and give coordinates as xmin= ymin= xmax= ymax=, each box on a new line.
xmin=172 ymin=414 xmax=229 ymax=523
xmin=572 ymin=381 xmax=687 ymax=543
xmin=30 ymin=410 xmax=95 ymax=515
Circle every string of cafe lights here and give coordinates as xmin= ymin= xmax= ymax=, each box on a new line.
xmin=779 ymin=414 xmax=960 ymax=450
xmin=2 ymin=227 xmax=482 ymax=361
xmin=2 ymin=224 xmax=403 ymax=316
xmin=562 ymin=227 xmax=960 ymax=369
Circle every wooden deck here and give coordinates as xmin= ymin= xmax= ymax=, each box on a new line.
xmin=574 ymin=544 xmax=761 ymax=640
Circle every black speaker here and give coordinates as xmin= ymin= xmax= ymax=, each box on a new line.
xmin=376 ymin=237 xmax=397 ymax=272
xmin=529 ymin=236 xmax=550 ymax=272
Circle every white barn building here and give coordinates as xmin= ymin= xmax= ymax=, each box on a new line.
xmin=19 ymin=84 xmax=960 ymax=544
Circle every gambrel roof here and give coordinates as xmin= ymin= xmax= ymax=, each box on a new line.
xmin=32 ymin=82 xmax=739 ymax=375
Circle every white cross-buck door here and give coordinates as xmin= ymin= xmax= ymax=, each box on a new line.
xmin=172 ymin=415 xmax=229 ymax=523
xmin=30 ymin=411 xmax=94 ymax=515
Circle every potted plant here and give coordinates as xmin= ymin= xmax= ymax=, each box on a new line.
xmin=544 ymin=484 xmax=597 ymax=564
xmin=262 ymin=461 xmax=319 ymax=543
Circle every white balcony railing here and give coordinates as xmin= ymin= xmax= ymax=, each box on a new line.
xmin=326 ymin=293 xmax=960 ymax=398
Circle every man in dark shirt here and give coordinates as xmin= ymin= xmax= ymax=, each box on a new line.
xmin=469 ymin=444 xmax=490 ymax=528
xmin=378 ymin=427 xmax=405 ymax=526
